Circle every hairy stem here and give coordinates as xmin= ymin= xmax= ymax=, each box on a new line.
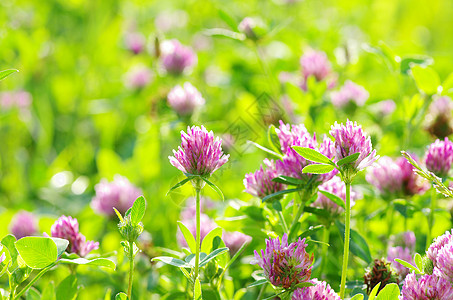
xmin=127 ymin=241 xmax=134 ymax=299
xmin=194 ymin=188 xmax=201 ymax=284
xmin=339 ymin=181 xmax=351 ymax=300
xmin=14 ymin=262 xmax=56 ymax=300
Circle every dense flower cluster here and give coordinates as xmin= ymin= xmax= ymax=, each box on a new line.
xmin=169 ymin=125 xmax=229 ymax=177
xmin=424 ymin=137 xmax=453 ymax=178
xmin=330 ymin=80 xmax=369 ymax=108
xmin=50 ymin=216 xmax=99 ymax=257
xmin=9 ymin=211 xmax=38 ymax=239
xmin=252 ymin=234 xmax=313 ymax=289
xmin=311 ymin=176 xmax=357 ymax=216
xmin=167 ymin=82 xmax=205 ymax=116
xmin=91 ymin=175 xmax=142 ymax=216
xmin=160 ymin=39 xmax=196 ymax=75
xmin=244 ymin=159 xmax=286 ymax=199
xmin=292 ymin=278 xmax=340 ymax=300
xmin=399 ymin=273 xmax=453 ymax=300
xmin=426 ymin=229 xmax=453 ymax=283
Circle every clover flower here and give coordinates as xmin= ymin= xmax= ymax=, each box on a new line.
xmin=366 ymin=156 xmax=404 ymax=196
xmin=396 ymin=156 xmax=430 ymax=196
xmin=91 ymin=175 xmax=142 ymax=216
xmin=292 ymin=278 xmax=340 ymax=300
xmin=427 ymin=230 xmax=453 ymax=267
xmin=331 ymin=80 xmax=369 ymax=108
xmin=312 ymin=176 xmax=356 ymax=216
xmin=124 ymin=65 xmax=153 ymax=89
xmin=275 ymin=121 xmax=310 ymax=154
xmin=124 ymin=32 xmax=146 ymax=54
xmin=399 ymin=273 xmax=453 ymax=300
xmin=424 ymin=137 xmax=453 ymax=178
xmin=169 ymin=125 xmax=229 ymax=177
xmin=425 ymin=96 xmax=453 ymax=139
xmin=329 ymin=120 xmax=378 ymax=173
xmin=167 ymin=82 xmax=205 ymax=116
xmin=238 ymin=17 xmax=266 ymax=40
xmin=388 ymin=246 xmax=413 ymax=279
xmin=9 ymin=211 xmax=38 ymax=239
xmin=299 ymin=50 xmax=333 ymax=91
xmin=433 ymin=241 xmax=453 ymax=283
xmin=160 ymin=39 xmax=196 ymax=75
xmin=50 ymin=215 xmax=99 ymax=257
xmin=244 ymin=159 xmax=286 ymax=199
xmin=252 ymin=234 xmax=313 ymax=289
xmin=223 ymin=231 xmax=252 ymax=255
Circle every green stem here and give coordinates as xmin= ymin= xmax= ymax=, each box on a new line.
xmin=278 ymin=211 xmax=289 ymax=234
xmin=194 ymin=188 xmax=201 ymax=284
xmin=339 ymin=181 xmax=351 ymax=300
xmin=318 ymin=225 xmax=330 ymax=279
xmin=289 ymin=191 xmax=308 ymax=238
xmin=14 ymin=262 xmax=56 ymax=299
xmin=427 ymin=186 xmax=436 ymax=249
xmin=127 ymin=241 xmax=134 ymax=299
xmin=257 ymin=283 xmax=267 ymax=300
xmin=387 ymin=202 xmax=394 ymax=250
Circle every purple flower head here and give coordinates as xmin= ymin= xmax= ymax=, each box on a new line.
xmin=252 ymin=234 xmax=313 ymax=289
xmin=177 ymin=213 xmax=217 ymax=247
xmin=424 ymin=137 xmax=453 ymax=178
xmin=388 ymin=246 xmax=413 ymax=279
xmin=244 ymin=159 xmax=286 ymax=199
xmin=312 ymin=176 xmax=356 ymax=216
xmin=9 ymin=211 xmax=38 ymax=239
xmin=330 ymin=80 xmax=369 ymax=108
xmin=429 ymin=96 xmax=453 ymax=118
xmin=425 ymin=96 xmax=453 ymax=139
xmin=389 ymin=231 xmax=416 ymax=252
xmin=124 ymin=65 xmax=153 ymax=89
xmin=124 ymin=32 xmax=146 ymax=54
xmin=399 ymin=273 xmax=453 ymax=300
xmin=167 ymin=82 xmax=205 ymax=116
xmin=160 ymin=39 xmax=197 ymax=75
xmin=50 ymin=215 xmax=99 ymax=257
xmin=292 ymin=278 xmax=340 ymax=300
xmin=299 ymin=50 xmax=332 ymax=91
xmin=397 ymin=156 xmax=430 ymax=196
xmin=329 ymin=120 xmax=378 ymax=173
xmin=275 ymin=121 xmax=310 ymax=154
xmin=169 ymin=125 xmax=229 ymax=177
xmin=366 ymin=156 xmax=404 ymax=196
xmin=433 ymin=241 xmax=453 ymax=283
xmin=223 ymin=231 xmax=252 ymax=255
xmin=373 ymin=100 xmax=396 ymax=116
xmin=427 ymin=230 xmax=453 ymax=268
xmin=91 ymin=175 xmax=142 ymax=216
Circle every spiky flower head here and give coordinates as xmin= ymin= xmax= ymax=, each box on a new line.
xmin=275 ymin=121 xmax=310 ymax=154
xmin=252 ymin=234 xmax=313 ymax=289
xmin=433 ymin=241 xmax=453 ymax=283
xmin=399 ymin=273 xmax=453 ymax=300
xmin=330 ymin=80 xmax=369 ymax=108
xmin=91 ymin=175 xmax=142 ymax=216
xmin=424 ymin=137 xmax=453 ymax=178
xmin=169 ymin=125 xmax=229 ymax=177
xmin=9 ymin=211 xmax=38 ymax=239
xmin=50 ymin=215 xmax=99 ymax=257
xmin=329 ymin=120 xmax=378 ymax=176
xmin=160 ymin=39 xmax=197 ymax=75
xmin=364 ymin=258 xmax=399 ymax=294
xmin=167 ymin=82 xmax=205 ymax=116
xmin=292 ymin=278 xmax=340 ymax=300
xmin=311 ymin=176 xmax=356 ymax=217
xmin=244 ymin=159 xmax=286 ymax=200
xmin=366 ymin=156 xmax=404 ymax=197
xmin=427 ymin=230 xmax=453 ymax=267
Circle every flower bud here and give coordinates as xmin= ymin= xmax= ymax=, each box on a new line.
xmin=423 ymin=255 xmax=434 ymax=275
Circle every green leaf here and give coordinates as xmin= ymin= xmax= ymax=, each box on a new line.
xmin=167 ymin=177 xmax=194 ymax=195
xmin=26 ymin=288 xmax=41 ymax=300
xmin=2 ymin=234 xmax=18 ymax=270
xmin=394 ymin=258 xmax=421 ymax=274
xmin=201 ymin=177 xmax=224 ymax=201
xmin=271 ymin=175 xmax=305 ymax=185
xmin=0 ymin=69 xmax=18 ymax=81
xmin=319 ymin=190 xmax=345 ymax=209
xmin=130 ymin=195 xmax=146 ymax=225
xmin=50 ymin=238 xmax=69 ymax=258
xmin=41 ymin=281 xmax=56 ymax=300
xmin=203 ymin=28 xmax=245 ymax=41
xmin=350 ymin=294 xmax=364 ymax=300
xmin=247 ymin=278 xmax=267 ymax=288
xmin=410 ymin=65 xmax=440 ymax=95
xmin=400 ymin=56 xmax=433 ymax=74
xmin=194 ymin=278 xmax=202 ymax=300
xmin=247 ymin=141 xmax=282 ymax=158
xmin=268 ymin=125 xmax=282 ymax=154
xmin=376 ymin=283 xmax=400 ymax=300
xmin=201 ymin=227 xmax=223 ymax=253
xmin=292 ymin=146 xmax=332 ymax=164
xmin=368 ymin=282 xmax=381 ymax=300
xmin=442 ymin=72 xmax=453 ymax=93
xmin=336 ymin=152 xmax=360 ymax=167
xmin=262 ymin=187 xmax=303 ymax=202
xmin=336 ymin=221 xmax=372 ymax=263
xmin=218 ymin=10 xmax=238 ymax=31
xmin=15 ymin=237 xmax=59 ymax=269
xmin=199 ymin=247 xmax=229 ymax=267
xmin=115 ymin=292 xmax=128 ymax=300
xmin=303 ymin=207 xmax=330 ymax=218
xmin=152 ymin=256 xmax=191 ymax=268
xmin=294 ymin=282 xmax=316 ymax=288
xmin=414 ymin=253 xmax=423 ymax=272
xmin=58 ymin=258 xmax=116 ymax=269
xmin=299 ymin=225 xmax=325 ymax=239
xmin=302 ymin=164 xmax=335 ymax=174
xmin=113 ymin=208 xmax=124 ymax=222
xmin=56 ymin=275 xmax=78 ymax=300
xmin=177 ymin=221 xmax=196 ymax=253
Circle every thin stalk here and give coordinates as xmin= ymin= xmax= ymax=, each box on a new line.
xmin=289 ymin=191 xmax=308 ymax=238
xmin=257 ymin=283 xmax=267 ymax=300
xmin=387 ymin=202 xmax=394 ymax=250
xmin=339 ymin=181 xmax=351 ymax=300
xmin=427 ymin=186 xmax=436 ymax=249
xmin=318 ymin=225 xmax=330 ymax=279
xmin=127 ymin=240 xmax=134 ymax=299
xmin=194 ymin=188 xmax=202 ymax=283
xmin=14 ymin=262 xmax=56 ymax=299
xmin=278 ymin=211 xmax=289 ymax=234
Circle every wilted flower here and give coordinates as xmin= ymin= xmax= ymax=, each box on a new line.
xmin=312 ymin=176 xmax=356 ymax=217
xmin=364 ymin=258 xmax=399 ymax=294
xmin=0 ymin=91 xmax=32 ymax=112
xmin=50 ymin=215 xmax=99 ymax=257
xmin=9 ymin=211 xmax=38 ymax=239
xmin=330 ymin=80 xmax=369 ymax=108
xmin=329 ymin=120 xmax=378 ymax=174
xmin=425 ymin=96 xmax=453 ymax=139
xmin=299 ymin=50 xmax=334 ymax=91
xmin=160 ymin=39 xmax=196 ymax=75
xmin=244 ymin=159 xmax=286 ymax=199
xmin=124 ymin=32 xmax=146 ymax=54
xmin=424 ymin=137 xmax=453 ymax=178
xmin=223 ymin=231 xmax=252 ymax=255
xmin=292 ymin=278 xmax=340 ymax=300
xmin=91 ymin=175 xmax=142 ymax=216
xmin=124 ymin=65 xmax=153 ymax=89
xmin=399 ymin=273 xmax=453 ymax=300
xmin=433 ymin=241 xmax=453 ymax=283
xmin=169 ymin=125 xmax=229 ymax=177
xmin=427 ymin=230 xmax=453 ymax=267
xmin=252 ymin=234 xmax=313 ymax=289
xmin=167 ymin=82 xmax=205 ymax=116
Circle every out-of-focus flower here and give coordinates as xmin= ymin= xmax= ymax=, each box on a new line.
xmin=330 ymin=80 xmax=369 ymax=108
xmin=91 ymin=175 xmax=142 ymax=216
xmin=390 ymin=231 xmax=416 ymax=252
xmin=424 ymin=137 xmax=453 ymax=178
xmin=433 ymin=241 xmax=453 ymax=283
xmin=244 ymin=159 xmax=286 ymax=200
xmin=312 ymin=176 xmax=356 ymax=217
xmin=50 ymin=215 xmax=99 ymax=257
xmin=220 ymin=133 xmax=235 ymax=153
xmin=0 ymin=91 xmax=32 ymax=112
xmin=177 ymin=211 xmax=217 ymax=247
xmin=329 ymin=120 xmax=378 ymax=173
xmin=251 ymin=234 xmax=313 ymax=289
xmin=167 ymin=82 xmax=205 ymax=116
xmin=366 ymin=156 xmax=403 ymax=197
xmin=154 ymin=10 xmax=188 ymax=33
xmin=399 ymin=273 xmax=453 ymax=300
xmin=300 ymin=50 xmax=334 ymax=91
xmin=397 ymin=156 xmax=430 ymax=196
xmin=169 ymin=125 xmax=229 ymax=177
xmin=388 ymin=246 xmax=413 ymax=279
xmin=124 ymin=65 xmax=153 ymax=89
xmin=238 ymin=17 xmax=266 ymax=41
xmin=371 ymin=100 xmax=396 ymax=116
xmin=425 ymin=96 xmax=453 ymax=139
xmin=364 ymin=258 xmax=399 ymax=294
xmin=223 ymin=231 xmax=252 ymax=255
xmin=124 ymin=32 xmax=146 ymax=54
xmin=9 ymin=211 xmax=38 ymax=239
xmin=160 ymin=39 xmax=196 ymax=75
xmin=292 ymin=278 xmax=340 ymax=300
xmin=427 ymin=230 xmax=453 ymax=267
